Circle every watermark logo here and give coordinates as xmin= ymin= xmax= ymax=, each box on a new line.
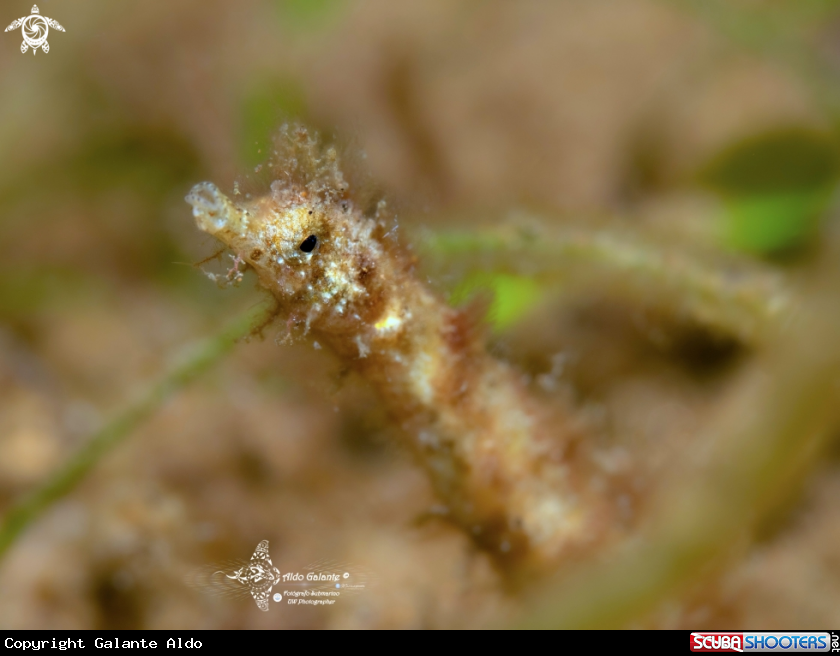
xmin=219 ymin=540 xmax=281 ymax=612
xmin=186 ymin=539 xmax=371 ymax=612
xmin=690 ymin=632 xmax=832 ymax=652
xmin=5 ymin=5 xmax=64 ymax=55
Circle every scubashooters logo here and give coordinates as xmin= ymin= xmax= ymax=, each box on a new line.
xmin=4 ymin=5 xmax=64 ymax=54
xmin=690 ymin=632 xmax=831 ymax=652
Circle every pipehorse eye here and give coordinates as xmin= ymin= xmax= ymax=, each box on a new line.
xmin=300 ymin=235 xmax=318 ymax=253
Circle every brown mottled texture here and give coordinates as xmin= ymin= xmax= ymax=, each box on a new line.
xmin=187 ymin=125 xmax=613 ymax=571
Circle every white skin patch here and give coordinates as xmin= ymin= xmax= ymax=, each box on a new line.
xmin=410 ymin=351 xmax=436 ymax=405
xmin=374 ymin=314 xmax=402 ymax=332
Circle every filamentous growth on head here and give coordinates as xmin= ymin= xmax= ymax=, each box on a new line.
xmin=187 ymin=123 xmax=618 ymax=573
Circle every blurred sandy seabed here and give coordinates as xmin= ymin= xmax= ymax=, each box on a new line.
xmin=1 ymin=0 xmax=840 ymax=629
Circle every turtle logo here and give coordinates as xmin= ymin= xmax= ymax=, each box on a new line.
xmin=5 ymin=5 xmax=64 ymax=55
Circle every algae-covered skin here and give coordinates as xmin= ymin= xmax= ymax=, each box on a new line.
xmin=187 ymin=124 xmax=615 ymax=572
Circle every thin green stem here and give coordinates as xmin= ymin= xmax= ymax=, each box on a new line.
xmin=0 ymin=301 xmax=276 ymax=562
xmin=417 ymin=221 xmax=791 ymax=343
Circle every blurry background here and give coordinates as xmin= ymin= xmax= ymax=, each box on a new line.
xmin=2 ymin=0 xmax=840 ymax=629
